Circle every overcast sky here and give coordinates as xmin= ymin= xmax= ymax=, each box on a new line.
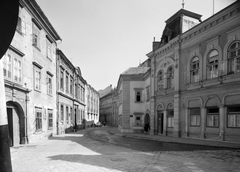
xmin=36 ymin=0 xmax=235 ymax=91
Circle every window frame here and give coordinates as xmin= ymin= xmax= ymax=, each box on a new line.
xmin=46 ymin=37 xmax=52 ymax=60
xmin=60 ymin=104 xmax=64 ymax=121
xmin=167 ymin=66 xmax=174 ymax=89
xmin=32 ymin=22 xmax=41 ymax=49
xmin=60 ymin=69 xmax=64 ymax=91
xmin=33 ymin=65 xmax=41 ymax=92
xmin=190 ymin=56 xmax=200 ymax=83
xmin=35 ymin=108 xmax=42 ymax=131
xmin=227 ymin=106 xmax=240 ymax=128
xmin=228 ymin=41 xmax=240 ymax=74
xmin=157 ymin=70 xmax=164 ymax=91
xmin=47 ymin=72 xmax=53 ymax=96
xmin=207 ymin=50 xmax=219 ymax=79
xmin=65 ymin=72 xmax=69 ymax=93
xmin=206 ymin=108 xmax=219 ymax=128
xmin=48 ymin=109 xmax=53 ymax=130
xmin=190 ymin=108 xmax=201 ymax=127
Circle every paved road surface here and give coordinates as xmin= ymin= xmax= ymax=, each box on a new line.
xmin=11 ymin=127 xmax=240 ymax=172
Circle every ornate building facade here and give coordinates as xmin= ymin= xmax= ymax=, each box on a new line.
xmin=116 ymin=1 xmax=240 ymax=143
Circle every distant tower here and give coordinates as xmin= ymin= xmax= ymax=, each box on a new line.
xmin=182 ymin=0 xmax=185 ymax=9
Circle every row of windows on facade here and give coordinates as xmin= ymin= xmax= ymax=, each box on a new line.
xmin=36 ymin=108 xmax=53 ymax=131
xmin=60 ymin=69 xmax=85 ymax=103
xmin=156 ymin=41 xmax=240 ymax=90
xmin=17 ymin=17 xmax=54 ymax=59
xmin=3 ymin=50 xmax=53 ymax=95
xmin=157 ymin=106 xmax=240 ymax=128
xmin=187 ymin=41 xmax=240 ymax=84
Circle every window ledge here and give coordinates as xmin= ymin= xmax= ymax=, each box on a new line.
xmin=134 ymin=101 xmax=143 ymax=103
xmin=187 ymin=82 xmax=201 ymax=90
xmin=223 ymin=72 xmax=240 ymax=83
xmin=202 ymin=78 xmax=220 ymax=87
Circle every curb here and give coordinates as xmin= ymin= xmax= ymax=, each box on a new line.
xmin=108 ymin=130 xmax=240 ymax=149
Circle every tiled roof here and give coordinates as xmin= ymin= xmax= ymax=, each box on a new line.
xmin=121 ymin=67 xmax=150 ymax=75
xmin=98 ymin=85 xmax=113 ymax=98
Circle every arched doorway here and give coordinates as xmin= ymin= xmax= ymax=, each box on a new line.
xmin=144 ymin=113 xmax=150 ymax=125
xmin=6 ymin=101 xmax=25 ymax=147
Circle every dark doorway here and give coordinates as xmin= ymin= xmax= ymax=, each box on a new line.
xmin=7 ymin=107 xmax=20 ymax=147
xmin=157 ymin=111 xmax=164 ymax=134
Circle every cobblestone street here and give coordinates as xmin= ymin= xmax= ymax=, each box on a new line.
xmin=11 ymin=128 xmax=240 ymax=172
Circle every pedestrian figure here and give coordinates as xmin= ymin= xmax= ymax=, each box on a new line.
xmin=144 ymin=123 xmax=150 ymax=135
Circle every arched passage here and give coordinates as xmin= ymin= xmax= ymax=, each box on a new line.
xmin=6 ymin=101 xmax=25 ymax=146
xmin=144 ymin=113 xmax=150 ymax=125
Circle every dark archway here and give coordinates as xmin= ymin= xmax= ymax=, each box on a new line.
xmin=144 ymin=113 xmax=150 ymax=125
xmin=6 ymin=101 xmax=25 ymax=147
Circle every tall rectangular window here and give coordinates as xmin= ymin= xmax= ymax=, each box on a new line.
xmin=228 ymin=107 xmax=240 ymax=128
xmin=66 ymin=106 xmax=69 ymax=123
xmin=190 ymin=108 xmax=200 ymax=126
xmin=36 ymin=108 xmax=42 ymax=131
xmin=134 ymin=89 xmax=143 ymax=103
xmin=66 ymin=73 xmax=69 ymax=93
xmin=61 ymin=105 xmax=64 ymax=121
xmin=207 ymin=108 xmax=219 ymax=127
xmin=48 ymin=110 xmax=53 ymax=129
xmin=146 ymin=86 xmax=150 ymax=101
xmin=70 ymin=107 xmax=73 ymax=121
xmin=60 ymin=69 xmax=64 ymax=90
xmin=47 ymin=73 xmax=52 ymax=95
xmin=3 ymin=49 xmax=23 ymax=83
xmin=34 ymin=66 xmax=41 ymax=91
xmin=70 ymin=77 xmax=73 ymax=95
xmin=46 ymin=37 xmax=52 ymax=59
xmin=32 ymin=22 xmax=40 ymax=49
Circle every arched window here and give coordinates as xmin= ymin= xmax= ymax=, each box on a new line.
xmin=207 ymin=49 xmax=219 ymax=79
xmin=157 ymin=70 xmax=164 ymax=91
xmin=228 ymin=41 xmax=240 ymax=74
xmin=190 ymin=56 xmax=200 ymax=83
xmin=167 ymin=66 xmax=174 ymax=89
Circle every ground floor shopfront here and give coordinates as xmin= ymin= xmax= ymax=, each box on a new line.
xmin=153 ymin=86 xmax=240 ymax=143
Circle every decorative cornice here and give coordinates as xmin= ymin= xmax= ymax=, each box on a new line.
xmin=181 ymin=2 xmax=240 ymax=44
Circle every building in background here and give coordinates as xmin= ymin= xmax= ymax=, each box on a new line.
xmin=56 ymin=49 xmax=87 ymax=134
xmin=116 ymin=66 xmax=151 ymax=133
xmin=85 ymin=85 xmax=100 ymax=127
xmin=2 ymin=0 xmax=61 ymax=145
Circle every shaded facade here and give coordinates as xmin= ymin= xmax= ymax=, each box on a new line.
xmin=56 ymin=49 xmax=86 ymax=134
